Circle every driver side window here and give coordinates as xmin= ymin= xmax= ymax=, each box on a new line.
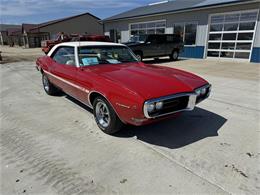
xmin=52 ymin=46 xmax=76 ymax=66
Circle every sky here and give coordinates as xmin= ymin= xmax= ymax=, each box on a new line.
xmin=0 ymin=0 xmax=157 ymax=25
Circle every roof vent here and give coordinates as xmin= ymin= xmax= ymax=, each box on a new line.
xmin=148 ymin=0 xmax=171 ymax=6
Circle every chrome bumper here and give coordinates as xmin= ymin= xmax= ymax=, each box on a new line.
xmin=143 ymin=93 xmax=197 ymax=119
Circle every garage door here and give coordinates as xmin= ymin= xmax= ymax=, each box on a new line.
xmin=207 ymin=10 xmax=258 ymax=60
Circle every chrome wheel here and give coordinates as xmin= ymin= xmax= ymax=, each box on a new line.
xmin=95 ymin=101 xmax=111 ymax=128
xmin=43 ymin=75 xmax=49 ymax=92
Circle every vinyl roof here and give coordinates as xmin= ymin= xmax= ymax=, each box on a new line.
xmin=47 ymin=41 xmax=125 ymax=56
xmin=103 ymin=0 xmax=254 ymax=22
xmin=58 ymin=41 xmax=124 ymax=47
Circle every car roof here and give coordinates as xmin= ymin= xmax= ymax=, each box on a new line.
xmin=56 ymin=41 xmax=125 ymax=47
xmin=47 ymin=41 xmax=126 ymax=56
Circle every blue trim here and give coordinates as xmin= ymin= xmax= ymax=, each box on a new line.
xmin=180 ymin=46 xmax=204 ymax=59
xmin=251 ymin=47 xmax=260 ymax=63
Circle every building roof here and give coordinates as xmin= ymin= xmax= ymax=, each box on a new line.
xmin=8 ymin=29 xmax=22 ymax=36
xmin=30 ymin=12 xmax=101 ymax=32
xmin=1 ymin=12 xmax=101 ymax=36
xmin=22 ymin=23 xmax=38 ymax=33
xmin=0 ymin=24 xmax=21 ymax=32
xmin=103 ymin=0 xmax=255 ymax=22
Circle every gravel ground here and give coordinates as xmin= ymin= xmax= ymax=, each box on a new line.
xmin=0 ymin=56 xmax=260 ymax=194
xmin=0 ymin=46 xmax=44 ymax=64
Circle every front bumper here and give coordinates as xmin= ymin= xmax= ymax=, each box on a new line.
xmin=143 ymin=84 xmax=211 ymax=119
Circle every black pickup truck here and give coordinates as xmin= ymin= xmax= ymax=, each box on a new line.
xmin=125 ymin=34 xmax=184 ymax=61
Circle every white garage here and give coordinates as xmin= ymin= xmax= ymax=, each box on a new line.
xmin=207 ymin=9 xmax=258 ymax=60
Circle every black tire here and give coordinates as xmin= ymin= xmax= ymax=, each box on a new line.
xmin=93 ymin=97 xmax=124 ymax=134
xmin=42 ymin=73 xmax=60 ymax=95
xmin=170 ymin=50 xmax=179 ymax=61
xmin=135 ymin=52 xmax=143 ymax=61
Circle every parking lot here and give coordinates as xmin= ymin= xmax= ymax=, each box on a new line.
xmin=0 ymin=48 xmax=259 ymax=194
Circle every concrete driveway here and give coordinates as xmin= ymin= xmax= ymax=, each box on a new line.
xmin=0 ymin=58 xmax=259 ymax=194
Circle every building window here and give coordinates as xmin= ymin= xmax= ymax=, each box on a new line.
xmin=130 ymin=21 xmax=166 ymax=36
xmin=173 ymin=22 xmax=197 ymax=45
xmin=207 ymin=10 xmax=258 ymax=60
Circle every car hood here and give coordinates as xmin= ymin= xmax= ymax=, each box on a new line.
xmin=87 ymin=62 xmax=208 ymax=100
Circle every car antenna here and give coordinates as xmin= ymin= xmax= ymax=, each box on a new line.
xmin=78 ymin=33 xmax=81 ymax=68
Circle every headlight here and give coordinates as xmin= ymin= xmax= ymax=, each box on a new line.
xmin=195 ymin=89 xmax=201 ymax=96
xmin=147 ymin=103 xmax=155 ymax=113
xmin=201 ymin=88 xmax=207 ymax=95
xmin=155 ymin=102 xmax=163 ymax=110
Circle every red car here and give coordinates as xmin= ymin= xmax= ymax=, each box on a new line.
xmin=36 ymin=42 xmax=211 ymax=134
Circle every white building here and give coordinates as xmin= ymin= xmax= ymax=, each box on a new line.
xmin=103 ymin=0 xmax=260 ymax=63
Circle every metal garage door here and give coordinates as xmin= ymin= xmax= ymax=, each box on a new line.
xmin=207 ymin=10 xmax=258 ymax=60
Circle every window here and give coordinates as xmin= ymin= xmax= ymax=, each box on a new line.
xmin=78 ymin=46 xmax=137 ymax=66
xmin=237 ymin=33 xmax=253 ymax=40
xmin=130 ymin=21 xmax=166 ymax=36
xmin=185 ymin=23 xmax=197 ymax=45
xmin=225 ymin=14 xmax=239 ymax=22
xmin=222 ymin=33 xmax=237 ymax=40
xmin=208 ymin=43 xmax=221 ymax=49
xmin=224 ymin=23 xmax=238 ymax=31
xmin=236 ymin=43 xmax=252 ymax=50
xmin=221 ymin=43 xmax=235 ymax=50
xmin=209 ymin=34 xmax=222 ymax=40
xmin=174 ymin=22 xmax=197 ymax=45
xmin=239 ymin=22 xmax=255 ymax=30
xmin=211 ymin=15 xmax=224 ymax=23
xmin=52 ymin=46 xmax=75 ymax=66
xmin=210 ymin=24 xmax=223 ymax=31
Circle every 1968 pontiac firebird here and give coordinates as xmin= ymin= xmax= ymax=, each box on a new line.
xmin=36 ymin=42 xmax=211 ymax=134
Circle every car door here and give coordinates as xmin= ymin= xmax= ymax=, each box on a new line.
xmin=49 ymin=46 xmax=78 ymax=97
xmin=165 ymin=35 xmax=175 ymax=55
xmin=144 ymin=35 xmax=166 ymax=57
xmin=73 ymin=47 xmax=95 ymax=106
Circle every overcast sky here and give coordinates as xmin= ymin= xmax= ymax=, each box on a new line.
xmin=0 ymin=0 xmax=157 ymax=24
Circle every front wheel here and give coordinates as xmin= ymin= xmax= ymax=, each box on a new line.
xmin=93 ymin=97 xmax=124 ymax=134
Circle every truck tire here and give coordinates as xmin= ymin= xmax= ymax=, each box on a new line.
xmin=135 ymin=52 xmax=143 ymax=61
xmin=170 ymin=50 xmax=179 ymax=61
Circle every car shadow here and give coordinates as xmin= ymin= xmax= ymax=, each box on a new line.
xmin=65 ymin=95 xmax=93 ymax=113
xmin=115 ymin=107 xmax=227 ymax=149
xmin=65 ymin=95 xmax=227 ymax=149
xmin=144 ymin=58 xmax=187 ymax=64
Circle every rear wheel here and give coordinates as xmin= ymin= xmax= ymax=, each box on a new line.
xmin=93 ymin=97 xmax=124 ymax=134
xmin=42 ymin=73 xmax=60 ymax=95
xmin=170 ymin=50 xmax=179 ymax=61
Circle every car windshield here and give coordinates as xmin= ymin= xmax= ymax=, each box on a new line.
xmin=128 ymin=35 xmax=147 ymax=43
xmin=78 ymin=46 xmax=138 ymax=66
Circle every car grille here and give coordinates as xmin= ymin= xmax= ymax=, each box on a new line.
xmin=148 ymin=96 xmax=189 ymax=118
